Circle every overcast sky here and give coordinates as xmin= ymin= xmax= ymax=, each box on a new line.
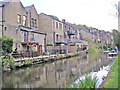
xmin=1 ymin=0 xmax=120 ymax=31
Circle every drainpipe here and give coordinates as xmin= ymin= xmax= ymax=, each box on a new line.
xmin=30 ymin=12 xmax=31 ymax=28
xmin=44 ymin=34 xmax=47 ymax=53
xmin=2 ymin=5 xmax=4 ymax=37
xmin=53 ymin=32 xmax=55 ymax=46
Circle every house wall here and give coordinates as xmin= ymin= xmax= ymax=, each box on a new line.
xmin=39 ymin=13 xmax=53 ymax=45
xmin=0 ymin=7 xmax=2 ymax=37
xmin=2 ymin=1 xmax=26 ymax=52
xmin=27 ymin=5 xmax=39 ymax=30
xmin=2 ymin=1 xmax=46 ymax=55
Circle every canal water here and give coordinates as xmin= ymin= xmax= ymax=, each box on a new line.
xmin=2 ymin=52 xmax=112 ymax=88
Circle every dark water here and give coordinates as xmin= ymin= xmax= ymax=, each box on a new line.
xmin=2 ymin=52 xmax=112 ymax=88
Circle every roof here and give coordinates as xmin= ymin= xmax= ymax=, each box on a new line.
xmin=18 ymin=25 xmax=47 ymax=35
xmin=0 ymin=0 xmax=10 ymax=6
xmin=24 ymin=5 xmax=33 ymax=11
xmin=39 ymin=13 xmax=78 ymax=30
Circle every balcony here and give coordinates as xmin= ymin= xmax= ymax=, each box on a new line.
xmin=21 ymin=37 xmax=39 ymax=45
xmin=68 ymin=39 xmax=83 ymax=43
xmin=67 ymin=30 xmax=76 ymax=35
xmin=56 ymin=38 xmax=68 ymax=45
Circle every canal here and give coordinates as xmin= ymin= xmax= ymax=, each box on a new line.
xmin=2 ymin=52 xmax=112 ymax=88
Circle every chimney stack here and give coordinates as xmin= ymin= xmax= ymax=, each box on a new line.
xmin=62 ymin=19 xmax=65 ymax=23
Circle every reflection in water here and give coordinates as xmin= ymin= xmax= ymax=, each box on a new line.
xmin=2 ymin=52 xmax=111 ymax=88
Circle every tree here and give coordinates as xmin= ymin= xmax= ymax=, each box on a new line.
xmin=112 ymin=29 xmax=120 ymax=49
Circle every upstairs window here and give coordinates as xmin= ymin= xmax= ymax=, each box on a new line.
xmin=31 ymin=18 xmax=34 ymax=27
xmin=23 ymin=15 xmax=27 ymax=26
xmin=56 ymin=22 xmax=58 ymax=29
xmin=34 ymin=19 xmax=37 ymax=28
xmin=59 ymin=23 xmax=62 ymax=30
xmin=17 ymin=14 xmax=21 ymax=24
xmin=56 ymin=34 xmax=59 ymax=41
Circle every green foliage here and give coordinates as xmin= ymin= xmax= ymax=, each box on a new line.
xmin=112 ymin=29 xmax=120 ymax=49
xmin=103 ymin=46 xmax=107 ymax=50
xmin=48 ymin=15 xmax=59 ymax=20
xmin=66 ymin=74 xmax=97 ymax=88
xmin=2 ymin=36 xmax=13 ymax=54
xmin=24 ymin=59 xmax=32 ymax=65
xmin=87 ymin=48 xmax=95 ymax=53
xmin=0 ymin=55 xmax=14 ymax=68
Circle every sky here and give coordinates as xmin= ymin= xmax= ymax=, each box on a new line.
xmin=1 ymin=0 xmax=120 ymax=31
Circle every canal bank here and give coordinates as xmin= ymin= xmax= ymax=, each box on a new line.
xmin=1 ymin=51 xmax=85 ymax=71
xmin=99 ymin=52 xmax=119 ymax=88
xmin=2 ymin=52 xmax=112 ymax=88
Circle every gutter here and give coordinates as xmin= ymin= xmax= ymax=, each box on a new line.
xmin=2 ymin=5 xmax=4 ymax=36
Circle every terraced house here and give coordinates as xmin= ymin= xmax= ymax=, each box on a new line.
xmin=39 ymin=13 xmax=67 ymax=54
xmin=0 ymin=0 xmax=47 ymax=57
xmin=39 ymin=13 xmax=87 ymax=54
xmin=62 ymin=20 xmax=85 ymax=53
xmin=0 ymin=0 xmax=113 ymax=58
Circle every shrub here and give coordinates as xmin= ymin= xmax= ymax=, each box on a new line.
xmin=2 ymin=36 xmax=13 ymax=54
xmin=66 ymin=74 xmax=97 ymax=88
xmin=0 ymin=55 xmax=15 ymax=69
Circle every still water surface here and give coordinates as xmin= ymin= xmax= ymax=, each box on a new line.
xmin=2 ymin=52 xmax=112 ymax=88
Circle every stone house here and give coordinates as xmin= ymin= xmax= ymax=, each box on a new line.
xmin=0 ymin=0 xmax=47 ymax=57
xmin=62 ymin=20 xmax=85 ymax=53
xmin=39 ymin=13 xmax=66 ymax=54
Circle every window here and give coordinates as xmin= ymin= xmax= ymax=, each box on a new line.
xmin=34 ymin=19 xmax=37 ymax=28
xmin=23 ymin=15 xmax=27 ymax=26
xmin=31 ymin=18 xmax=34 ymax=27
xmin=60 ymin=35 xmax=62 ymax=40
xmin=24 ymin=32 xmax=29 ymax=41
xmin=30 ymin=32 xmax=34 ymax=41
xmin=4 ymin=27 xmax=7 ymax=31
xmin=59 ymin=23 xmax=62 ymax=29
xmin=56 ymin=22 xmax=58 ymax=29
xmin=17 ymin=14 xmax=21 ymax=23
xmin=65 ymin=25 xmax=66 ymax=29
xmin=56 ymin=34 xmax=58 ymax=41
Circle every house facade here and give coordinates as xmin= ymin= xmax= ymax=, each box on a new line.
xmin=0 ymin=0 xmax=47 ymax=57
xmin=39 ymin=13 xmax=68 ymax=54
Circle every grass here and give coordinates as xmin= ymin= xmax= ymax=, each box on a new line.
xmin=101 ymin=52 xmax=119 ymax=88
xmin=66 ymin=74 xmax=97 ymax=88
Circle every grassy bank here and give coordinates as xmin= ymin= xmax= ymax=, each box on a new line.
xmin=100 ymin=52 xmax=119 ymax=88
xmin=66 ymin=74 xmax=97 ymax=88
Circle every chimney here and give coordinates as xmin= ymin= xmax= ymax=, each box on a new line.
xmin=62 ymin=19 xmax=65 ymax=23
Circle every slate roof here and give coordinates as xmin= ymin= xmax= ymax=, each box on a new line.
xmin=24 ymin=5 xmax=33 ymax=11
xmin=0 ymin=0 xmax=10 ymax=6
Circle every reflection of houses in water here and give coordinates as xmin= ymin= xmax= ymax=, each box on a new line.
xmin=2 ymin=53 xmax=110 ymax=88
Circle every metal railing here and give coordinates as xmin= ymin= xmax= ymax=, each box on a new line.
xmin=56 ymin=38 xmax=68 ymax=44
xmin=67 ymin=30 xmax=76 ymax=35
xmin=68 ymin=39 xmax=83 ymax=43
xmin=18 ymin=51 xmax=39 ymax=58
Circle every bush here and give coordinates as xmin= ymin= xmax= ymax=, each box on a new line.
xmin=0 ymin=55 xmax=15 ymax=69
xmin=66 ymin=74 xmax=97 ymax=88
xmin=2 ymin=36 xmax=13 ymax=54
xmin=87 ymin=48 xmax=95 ymax=53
